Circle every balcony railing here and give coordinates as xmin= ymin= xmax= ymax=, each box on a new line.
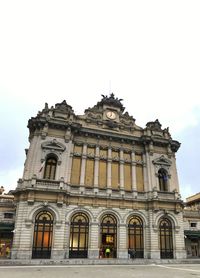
xmin=16 ymin=178 xmax=180 ymax=202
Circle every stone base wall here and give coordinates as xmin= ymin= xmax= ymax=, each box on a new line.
xmin=51 ymin=250 xmax=66 ymax=260
xmin=88 ymin=249 xmax=99 ymax=259
xmin=11 ymin=249 xmax=32 ymax=260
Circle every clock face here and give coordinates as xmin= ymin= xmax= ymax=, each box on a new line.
xmin=106 ymin=111 xmax=116 ymax=120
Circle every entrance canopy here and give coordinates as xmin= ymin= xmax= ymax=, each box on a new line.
xmin=0 ymin=223 xmax=14 ymax=231
xmin=184 ymin=230 xmax=200 ymax=239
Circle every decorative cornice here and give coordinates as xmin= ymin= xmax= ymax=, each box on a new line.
xmin=27 ymin=97 xmax=180 ymax=153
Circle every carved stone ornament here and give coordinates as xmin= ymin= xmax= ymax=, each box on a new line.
xmin=41 ymin=139 xmax=66 ymax=152
xmin=146 ymin=119 xmax=162 ymax=131
xmin=25 ymin=219 xmax=32 ymax=227
xmin=54 ymin=100 xmax=74 ymax=113
xmin=152 ymin=155 xmax=172 ymax=167
xmin=120 ymin=111 xmax=135 ymax=126
xmin=42 ymin=201 xmax=48 ymax=207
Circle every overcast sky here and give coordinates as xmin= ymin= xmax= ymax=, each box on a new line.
xmin=0 ymin=1 xmax=200 ymax=200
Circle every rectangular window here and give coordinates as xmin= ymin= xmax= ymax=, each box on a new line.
xmin=99 ymin=160 xmax=107 ymax=188
xmin=191 ymin=222 xmax=197 ymax=228
xmin=136 ymin=165 xmax=144 ymax=192
xmin=85 ymin=159 xmax=94 ymax=187
xmin=124 ymin=164 xmax=132 ymax=191
xmin=70 ymin=157 xmax=81 ymax=185
xmin=111 ymin=162 xmax=120 ymax=190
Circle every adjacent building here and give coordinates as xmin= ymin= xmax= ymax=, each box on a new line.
xmin=11 ymin=94 xmax=186 ymax=260
xmin=0 ymin=187 xmax=15 ymax=258
xmin=183 ymin=193 xmax=200 ymax=258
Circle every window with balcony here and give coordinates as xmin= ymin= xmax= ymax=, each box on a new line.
xmin=43 ymin=156 xmax=57 ymax=180
xmin=158 ymin=168 xmax=168 ymax=191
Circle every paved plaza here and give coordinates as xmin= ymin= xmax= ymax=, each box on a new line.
xmin=1 ymin=264 xmax=200 ymax=278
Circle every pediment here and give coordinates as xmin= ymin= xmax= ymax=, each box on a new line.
xmin=41 ymin=139 xmax=66 ymax=152
xmin=152 ymin=155 xmax=172 ymax=166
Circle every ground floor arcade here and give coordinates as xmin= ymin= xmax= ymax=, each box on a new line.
xmin=11 ymin=203 xmax=186 ymax=260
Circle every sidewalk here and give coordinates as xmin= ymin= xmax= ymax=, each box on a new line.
xmin=0 ymin=258 xmax=200 ymax=266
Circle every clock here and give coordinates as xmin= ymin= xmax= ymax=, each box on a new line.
xmin=106 ymin=111 xmax=116 ymax=120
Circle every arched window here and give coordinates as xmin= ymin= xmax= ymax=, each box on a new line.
xmin=159 ymin=218 xmax=173 ymax=259
xmin=32 ymin=211 xmax=53 ymax=259
xmin=158 ymin=168 xmax=168 ymax=191
xmin=128 ymin=216 xmax=144 ymax=258
xmin=69 ymin=213 xmax=89 ymax=258
xmin=43 ymin=156 xmax=57 ymax=180
xmin=100 ymin=214 xmax=117 ymax=258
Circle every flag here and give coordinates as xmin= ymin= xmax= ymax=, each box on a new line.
xmin=163 ymin=175 xmax=168 ymax=181
xmin=39 ymin=161 xmax=45 ymax=172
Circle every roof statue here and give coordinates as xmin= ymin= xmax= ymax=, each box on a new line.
xmin=96 ymin=93 xmax=125 ymax=111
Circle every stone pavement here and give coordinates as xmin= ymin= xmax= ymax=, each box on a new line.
xmin=1 ymin=258 xmax=200 ymax=266
xmin=1 ymin=264 xmax=200 ymax=278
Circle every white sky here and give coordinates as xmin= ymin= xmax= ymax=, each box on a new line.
xmin=0 ymin=1 xmax=200 ymax=200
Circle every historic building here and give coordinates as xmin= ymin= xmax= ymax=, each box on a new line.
xmin=11 ymin=94 xmax=186 ymax=260
xmin=183 ymin=193 xmax=200 ymax=258
xmin=0 ymin=187 xmax=15 ymax=259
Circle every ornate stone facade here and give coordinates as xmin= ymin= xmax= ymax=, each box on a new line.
xmin=11 ymin=94 xmax=186 ymax=260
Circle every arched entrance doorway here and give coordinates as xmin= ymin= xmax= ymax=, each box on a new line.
xmin=69 ymin=213 xmax=89 ymax=258
xmin=159 ymin=217 xmax=173 ymax=259
xmin=100 ymin=214 xmax=117 ymax=258
xmin=32 ymin=210 xmax=53 ymax=259
xmin=128 ymin=216 xmax=144 ymax=258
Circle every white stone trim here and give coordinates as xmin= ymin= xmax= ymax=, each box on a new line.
xmin=153 ymin=211 xmax=179 ymax=228
xmin=123 ymin=210 xmax=148 ymax=227
xmin=96 ymin=208 xmax=122 ymax=223
xmin=65 ymin=207 xmax=95 ymax=222
xmin=26 ymin=203 xmax=60 ymax=223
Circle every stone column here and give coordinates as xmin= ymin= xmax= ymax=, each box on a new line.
xmin=119 ymin=149 xmax=124 ymax=190
xmin=94 ymin=146 xmax=100 ymax=188
xmin=131 ymin=151 xmax=137 ymax=197
xmin=145 ymin=146 xmax=153 ymax=191
xmin=51 ymin=209 xmax=65 ymax=259
xmin=63 ymin=221 xmax=70 ymax=258
xmin=67 ymin=142 xmax=74 ymax=184
xmin=11 ymin=202 xmax=32 ymax=259
xmin=80 ymin=143 xmax=87 ymax=186
xmin=88 ymin=222 xmax=99 ymax=259
xmin=107 ymin=147 xmax=112 ymax=188
xmin=173 ymin=213 xmax=187 ymax=259
xmin=143 ymin=153 xmax=148 ymax=192
xmin=118 ymin=224 xmax=128 ymax=259
xmin=148 ymin=210 xmax=160 ymax=259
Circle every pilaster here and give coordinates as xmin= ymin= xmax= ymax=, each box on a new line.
xmin=131 ymin=151 xmax=137 ymax=192
xmin=80 ymin=143 xmax=87 ymax=185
